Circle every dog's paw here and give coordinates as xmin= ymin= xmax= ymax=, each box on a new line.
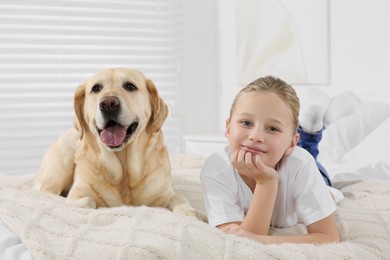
xmin=66 ymin=197 xmax=97 ymax=209
xmin=173 ymin=204 xmax=208 ymax=222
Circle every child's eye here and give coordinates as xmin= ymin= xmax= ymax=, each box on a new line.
xmin=240 ymin=120 xmax=252 ymax=127
xmin=267 ymin=126 xmax=279 ymax=132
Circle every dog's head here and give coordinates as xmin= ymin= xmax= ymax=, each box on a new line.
xmin=74 ymin=68 xmax=168 ymax=151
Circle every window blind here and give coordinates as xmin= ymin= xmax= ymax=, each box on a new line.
xmin=0 ymin=0 xmax=183 ymax=175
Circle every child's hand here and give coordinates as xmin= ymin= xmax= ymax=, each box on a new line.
xmin=222 ymin=223 xmax=269 ymax=243
xmin=231 ymin=148 xmax=278 ymax=184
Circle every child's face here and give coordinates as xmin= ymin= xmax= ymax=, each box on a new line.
xmin=226 ymin=91 xmax=298 ymax=169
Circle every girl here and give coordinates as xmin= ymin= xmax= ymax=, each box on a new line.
xmin=200 ymin=76 xmax=346 ymax=244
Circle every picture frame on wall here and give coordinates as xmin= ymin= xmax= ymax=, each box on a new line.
xmin=236 ymin=0 xmax=330 ymax=85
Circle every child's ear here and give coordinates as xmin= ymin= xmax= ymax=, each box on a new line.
xmin=284 ymin=133 xmax=300 ymax=155
xmin=225 ymin=119 xmax=230 ymax=137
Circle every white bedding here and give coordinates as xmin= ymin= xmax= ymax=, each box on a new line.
xmin=1 ymin=98 xmax=390 ymax=259
xmin=0 ymin=217 xmax=33 ymax=260
xmin=0 ymin=174 xmax=35 ymax=260
xmin=319 ymin=100 xmax=390 ymax=180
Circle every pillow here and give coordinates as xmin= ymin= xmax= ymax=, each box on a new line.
xmin=342 ymin=117 xmax=390 ymax=166
xmin=319 ymin=101 xmax=390 ymax=166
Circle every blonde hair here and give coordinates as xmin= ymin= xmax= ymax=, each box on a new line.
xmin=229 ymin=76 xmax=300 ymax=135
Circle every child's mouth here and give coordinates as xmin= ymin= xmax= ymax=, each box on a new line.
xmin=241 ymin=146 xmax=265 ymax=155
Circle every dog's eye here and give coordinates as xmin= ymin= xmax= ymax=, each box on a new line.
xmin=124 ymin=82 xmax=137 ymax=92
xmin=91 ymin=83 xmax=102 ymax=93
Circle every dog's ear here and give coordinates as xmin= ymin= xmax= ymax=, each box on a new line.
xmin=146 ymin=79 xmax=168 ymax=132
xmin=74 ymin=83 xmax=88 ymax=139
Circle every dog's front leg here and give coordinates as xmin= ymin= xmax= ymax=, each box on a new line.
xmin=65 ymin=178 xmax=98 ymax=209
xmin=169 ymin=194 xmax=208 ymax=222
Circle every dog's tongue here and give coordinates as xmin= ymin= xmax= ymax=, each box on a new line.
xmin=100 ymin=125 xmax=126 ymax=147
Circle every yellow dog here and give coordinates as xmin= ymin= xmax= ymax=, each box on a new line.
xmin=35 ymin=68 xmax=205 ymax=221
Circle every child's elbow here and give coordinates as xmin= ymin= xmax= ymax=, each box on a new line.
xmin=331 ymin=232 xmax=341 ymax=243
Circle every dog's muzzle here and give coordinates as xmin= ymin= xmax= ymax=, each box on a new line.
xmin=97 ymin=96 xmax=138 ymax=149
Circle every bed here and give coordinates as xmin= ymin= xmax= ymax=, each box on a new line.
xmin=1 ymin=97 xmax=390 ymax=259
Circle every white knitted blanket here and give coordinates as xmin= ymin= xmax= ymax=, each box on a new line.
xmin=1 ymin=155 xmax=390 ymax=260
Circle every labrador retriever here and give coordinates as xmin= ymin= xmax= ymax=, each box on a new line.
xmin=35 ymin=67 xmax=205 ymax=221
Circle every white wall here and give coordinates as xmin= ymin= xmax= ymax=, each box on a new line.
xmin=323 ymin=0 xmax=390 ymax=101
xmin=181 ymin=0 xmax=219 ymax=141
xmin=182 ymin=0 xmax=390 ymax=142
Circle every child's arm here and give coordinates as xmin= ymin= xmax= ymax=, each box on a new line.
xmin=217 ymin=180 xmax=278 ymax=235
xmin=221 ymin=149 xmax=279 ymax=235
xmin=222 ymin=213 xmax=340 ymax=244
xmin=241 ymin=180 xmax=278 ymax=235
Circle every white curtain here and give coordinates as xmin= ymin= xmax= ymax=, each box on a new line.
xmin=0 ymin=0 xmax=182 ymax=175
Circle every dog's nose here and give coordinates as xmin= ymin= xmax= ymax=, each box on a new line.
xmin=100 ymin=96 xmax=120 ymax=114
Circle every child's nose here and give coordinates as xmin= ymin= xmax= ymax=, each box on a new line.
xmin=249 ymin=128 xmax=265 ymax=142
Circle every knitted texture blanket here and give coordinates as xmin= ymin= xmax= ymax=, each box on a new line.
xmin=1 ymin=155 xmax=390 ymax=259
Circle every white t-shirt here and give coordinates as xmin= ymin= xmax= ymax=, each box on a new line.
xmin=200 ymin=146 xmax=341 ymax=228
